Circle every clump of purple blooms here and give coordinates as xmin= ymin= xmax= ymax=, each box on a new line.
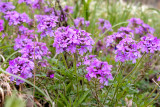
xmin=0 ymin=1 xmax=15 ymax=13
xmin=127 ymin=18 xmax=155 ymax=36
xmin=97 ymin=18 xmax=112 ymax=33
xmin=138 ymin=34 xmax=160 ymax=53
xmin=0 ymin=19 xmax=4 ymax=32
xmin=63 ymin=6 xmax=73 ymax=14
xmin=115 ymin=38 xmax=141 ymax=63
xmin=35 ymin=15 xmax=58 ymax=38
xmin=84 ymin=55 xmax=113 ymax=87
xmin=32 ymin=0 xmax=44 ymax=9
xmin=18 ymin=0 xmax=32 ymax=4
xmin=4 ymin=11 xmax=31 ymax=26
xmin=74 ymin=17 xmax=90 ymax=29
xmin=19 ymin=42 xmax=51 ymax=60
xmin=6 ymin=57 xmax=34 ymax=85
xmin=53 ymin=27 xmax=95 ymax=55
xmin=18 ymin=26 xmax=36 ymax=38
xmin=106 ymin=31 xmax=132 ymax=49
xmin=14 ymin=35 xmax=33 ymax=50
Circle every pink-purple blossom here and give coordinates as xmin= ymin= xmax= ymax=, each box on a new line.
xmin=74 ymin=17 xmax=90 ymax=28
xmin=0 ymin=2 xmax=15 ymax=13
xmin=18 ymin=0 xmax=33 ymax=4
xmin=97 ymin=18 xmax=112 ymax=33
xmin=84 ymin=55 xmax=113 ymax=86
xmin=35 ymin=15 xmax=58 ymax=38
xmin=14 ymin=35 xmax=33 ymax=51
xmin=4 ymin=11 xmax=31 ymax=26
xmin=6 ymin=57 xmax=34 ymax=85
xmin=53 ymin=27 xmax=95 ymax=55
xmin=115 ymin=38 xmax=141 ymax=63
xmin=138 ymin=34 xmax=160 ymax=53
xmin=127 ymin=18 xmax=155 ymax=36
xmin=63 ymin=6 xmax=73 ymax=14
xmin=19 ymin=42 xmax=51 ymax=60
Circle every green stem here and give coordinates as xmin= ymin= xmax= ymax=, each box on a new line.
xmin=121 ymin=54 xmax=145 ymax=83
xmin=61 ymin=53 xmax=68 ymax=70
xmin=103 ymin=62 xmax=122 ymax=105
xmin=74 ymin=54 xmax=79 ymax=97
xmin=102 ymin=85 xmax=112 ymax=104
xmin=145 ymin=93 xmax=160 ymax=107
xmin=114 ymin=62 xmax=123 ymax=79
xmin=110 ymin=54 xmax=145 ymax=105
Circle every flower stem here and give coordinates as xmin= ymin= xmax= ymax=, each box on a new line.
xmin=61 ymin=53 xmax=68 ymax=70
xmin=74 ymin=54 xmax=79 ymax=97
xmin=145 ymin=93 xmax=159 ymax=106
xmin=121 ymin=53 xmax=145 ymax=83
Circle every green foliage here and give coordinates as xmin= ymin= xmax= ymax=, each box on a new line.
xmin=5 ymin=94 xmax=26 ymax=107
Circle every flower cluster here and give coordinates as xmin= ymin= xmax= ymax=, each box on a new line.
xmin=97 ymin=18 xmax=112 ymax=33
xmin=63 ymin=6 xmax=73 ymax=14
xmin=84 ymin=55 xmax=113 ymax=86
xmin=0 ymin=19 xmax=4 ymax=32
xmin=32 ymin=0 xmax=44 ymax=9
xmin=0 ymin=1 xmax=15 ymax=13
xmin=35 ymin=15 xmax=58 ymax=38
xmin=106 ymin=31 xmax=132 ymax=49
xmin=127 ymin=18 xmax=154 ymax=36
xmin=18 ymin=26 xmax=36 ymax=38
xmin=115 ymin=38 xmax=141 ymax=63
xmin=74 ymin=17 xmax=90 ymax=28
xmin=14 ymin=35 xmax=33 ymax=50
xmin=18 ymin=0 xmax=32 ymax=4
xmin=6 ymin=57 xmax=34 ymax=85
xmin=19 ymin=42 xmax=51 ymax=60
xmin=138 ymin=34 xmax=160 ymax=53
xmin=53 ymin=27 xmax=95 ymax=55
xmin=4 ymin=11 xmax=31 ymax=26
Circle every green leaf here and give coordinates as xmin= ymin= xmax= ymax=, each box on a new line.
xmin=73 ymin=90 xmax=90 ymax=106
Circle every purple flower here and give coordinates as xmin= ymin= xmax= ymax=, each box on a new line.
xmin=118 ymin=27 xmax=134 ymax=37
xmin=20 ymin=42 xmax=51 ymax=60
xmin=32 ymin=0 xmax=44 ymax=9
xmin=44 ymin=6 xmax=53 ymax=14
xmin=53 ymin=27 xmax=95 ymax=55
xmin=35 ymin=15 xmax=58 ymax=38
xmin=0 ymin=2 xmax=15 ymax=13
xmin=50 ymin=74 xmax=54 ymax=78
xmin=6 ymin=57 xmax=34 ymax=85
xmin=127 ymin=18 xmax=144 ymax=28
xmin=46 ymin=70 xmax=55 ymax=78
xmin=127 ymin=18 xmax=154 ymax=36
xmin=74 ymin=17 xmax=90 ymax=29
xmin=115 ymin=38 xmax=141 ymax=63
xmin=63 ymin=6 xmax=73 ymax=14
xmin=14 ymin=35 xmax=33 ymax=51
xmin=18 ymin=0 xmax=33 ymax=4
xmin=106 ymin=32 xmax=132 ymax=49
xmin=97 ymin=18 xmax=112 ymax=33
xmin=138 ymin=34 xmax=160 ymax=53
xmin=84 ymin=56 xmax=113 ymax=86
xmin=18 ymin=26 xmax=36 ymax=38
xmin=0 ymin=19 xmax=4 ymax=32
xmin=4 ymin=11 xmax=31 ymax=26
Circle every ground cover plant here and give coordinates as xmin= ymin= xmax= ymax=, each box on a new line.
xmin=0 ymin=0 xmax=160 ymax=106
